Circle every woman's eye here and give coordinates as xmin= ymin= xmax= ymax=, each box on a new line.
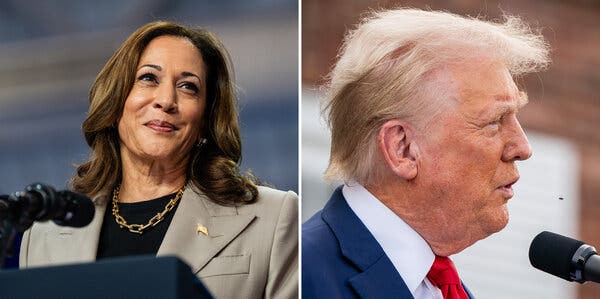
xmin=137 ymin=73 xmax=157 ymax=83
xmin=179 ymin=82 xmax=199 ymax=94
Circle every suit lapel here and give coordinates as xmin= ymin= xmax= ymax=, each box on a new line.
xmin=463 ymin=282 xmax=476 ymax=299
xmin=157 ymin=184 xmax=256 ymax=273
xmin=322 ymin=187 xmax=413 ymax=299
xmin=48 ymin=201 xmax=106 ymax=264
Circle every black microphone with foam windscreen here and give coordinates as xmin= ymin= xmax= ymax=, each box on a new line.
xmin=1 ymin=183 xmax=95 ymax=229
xmin=1 ymin=183 xmax=95 ymax=267
xmin=529 ymin=231 xmax=600 ymax=283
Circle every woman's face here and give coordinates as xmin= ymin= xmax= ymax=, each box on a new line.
xmin=118 ymin=35 xmax=207 ymax=167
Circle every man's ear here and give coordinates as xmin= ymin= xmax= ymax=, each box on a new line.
xmin=377 ymin=120 xmax=418 ymax=180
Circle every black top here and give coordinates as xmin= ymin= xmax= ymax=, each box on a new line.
xmin=96 ymin=192 xmax=180 ymax=260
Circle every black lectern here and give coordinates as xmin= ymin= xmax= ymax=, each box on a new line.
xmin=0 ymin=255 xmax=213 ymax=299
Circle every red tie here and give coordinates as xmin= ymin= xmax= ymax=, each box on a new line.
xmin=427 ymin=256 xmax=469 ymax=299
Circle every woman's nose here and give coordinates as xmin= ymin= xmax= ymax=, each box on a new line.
xmin=153 ymin=84 xmax=177 ymax=113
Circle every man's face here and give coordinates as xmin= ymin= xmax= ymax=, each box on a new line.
xmin=415 ymin=57 xmax=531 ymax=248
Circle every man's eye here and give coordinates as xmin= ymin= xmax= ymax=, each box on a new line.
xmin=487 ymin=121 xmax=500 ymax=129
xmin=485 ymin=117 xmax=503 ymax=132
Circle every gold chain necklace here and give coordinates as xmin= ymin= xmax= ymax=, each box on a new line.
xmin=111 ymin=186 xmax=185 ymax=234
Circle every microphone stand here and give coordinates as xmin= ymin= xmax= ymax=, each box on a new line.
xmin=0 ymin=184 xmax=94 ymax=269
xmin=0 ymin=194 xmax=18 ymax=269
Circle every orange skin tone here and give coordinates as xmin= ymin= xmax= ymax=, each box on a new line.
xmin=368 ymin=56 xmax=531 ymax=256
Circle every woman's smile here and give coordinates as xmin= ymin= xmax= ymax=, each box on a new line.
xmin=144 ymin=119 xmax=178 ymax=133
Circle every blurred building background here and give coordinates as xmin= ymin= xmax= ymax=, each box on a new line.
xmin=0 ymin=0 xmax=297 ymax=267
xmin=302 ymin=1 xmax=599 ymax=298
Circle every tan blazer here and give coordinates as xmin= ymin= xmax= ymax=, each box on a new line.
xmin=20 ymin=184 xmax=298 ymax=299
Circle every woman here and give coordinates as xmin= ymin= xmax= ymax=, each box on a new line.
xmin=19 ymin=21 xmax=298 ymax=299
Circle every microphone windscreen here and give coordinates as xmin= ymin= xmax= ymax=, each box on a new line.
xmin=529 ymin=231 xmax=584 ymax=281
xmin=54 ymin=191 xmax=95 ymax=228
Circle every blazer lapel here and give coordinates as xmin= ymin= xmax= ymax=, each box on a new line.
xmin=157 ymin=184 xmax=256 ymax=273
xmin=322 ymin=187 xmax=413 ymax=299
xmin=47 ymin=201 xmax=106 ymax=264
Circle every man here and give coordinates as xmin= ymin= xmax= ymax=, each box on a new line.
xmin=302 ymin=8 xmax=550 ymax=299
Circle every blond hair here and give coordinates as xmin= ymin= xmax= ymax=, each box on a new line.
xmin=323 ymin=8 xmax=550 ymax=184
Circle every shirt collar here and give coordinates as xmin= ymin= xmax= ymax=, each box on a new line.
xmin=343 ymin=182 xmax=435 ymax=296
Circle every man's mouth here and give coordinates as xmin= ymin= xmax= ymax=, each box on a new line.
xmin=497 ymin=176 xmax=519 ymax=198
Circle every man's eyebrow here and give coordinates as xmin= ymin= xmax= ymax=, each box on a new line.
xmin=481 ymin=94 xmax=526 ymax=121
xmin=518 ymin=91 xmax=529 ymax=108
xmin=139 ymin=64 xmax=162 ymax=71
xmin=490 ymin=91 xmax=528 ymax=114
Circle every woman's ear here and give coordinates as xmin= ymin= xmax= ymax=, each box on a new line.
xmin=377 ymin=120 xmax=418 ymax=180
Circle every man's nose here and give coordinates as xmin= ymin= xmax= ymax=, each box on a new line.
xmin=502 ymin=117 xmax=532 ymax=162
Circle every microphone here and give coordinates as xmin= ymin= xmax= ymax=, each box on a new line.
xmin=0 ymin=183 xmax=95 ymax=230
xmin=529 ymin=231 xmax=600 ymax=283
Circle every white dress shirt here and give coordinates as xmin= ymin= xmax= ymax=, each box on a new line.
xmin=343 ymin=182 xmax=443 ymax=299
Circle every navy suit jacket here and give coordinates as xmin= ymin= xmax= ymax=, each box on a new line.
xmin=302 ymin=187 xmax=474 ymax=299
